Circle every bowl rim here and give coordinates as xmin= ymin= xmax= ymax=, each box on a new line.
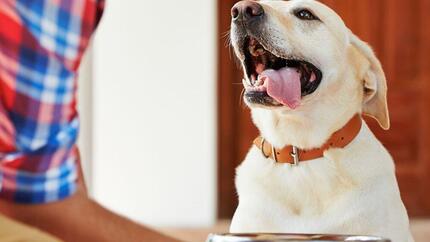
xmin=206 ymin=233 xmax=391 ymax=242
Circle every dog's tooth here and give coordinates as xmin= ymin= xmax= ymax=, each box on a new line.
xmin=255 ymin=78 xmax=262 ymax=86
xmin=255 ymin=48 xmax=265 ymax=56
xmin=255 ymin=74 xmax=265 ymax=86
xmin=249 ymin=45 xmax=258 ymax=56
xmin=249 ymin=45 xmax=265 ymax=57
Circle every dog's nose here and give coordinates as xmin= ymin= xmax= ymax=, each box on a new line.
xmin=231 ymin=1 xmax=264 ymax=22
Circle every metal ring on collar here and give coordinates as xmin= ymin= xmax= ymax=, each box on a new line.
xmin=260 ymin=138 xmax=270 ymax=159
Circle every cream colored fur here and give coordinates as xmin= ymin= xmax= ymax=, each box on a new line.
xmin=229 ymin=1 xmax=414 ymax=241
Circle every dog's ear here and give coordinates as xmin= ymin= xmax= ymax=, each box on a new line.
xmin=349 ymin=32 xmax=390 ymax=130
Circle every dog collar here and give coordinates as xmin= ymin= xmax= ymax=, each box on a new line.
xmin=253 ymin=114 xmax=362 ymax=165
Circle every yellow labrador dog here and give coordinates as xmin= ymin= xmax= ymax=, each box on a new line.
xmin=229 ymin=1 xmax=414 ymax=242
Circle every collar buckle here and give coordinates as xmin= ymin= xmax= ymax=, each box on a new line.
xmin=290 ymin=146 xmax=300 ymax=166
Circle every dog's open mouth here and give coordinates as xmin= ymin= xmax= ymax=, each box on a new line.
xmin=243 ymin=37 xmax=323 ymax=108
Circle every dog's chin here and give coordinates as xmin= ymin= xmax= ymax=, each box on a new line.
xmin=244 ymin=91 xmax=282 ymax=109
xmin=244 ymin=91 xmax=306 ymax=112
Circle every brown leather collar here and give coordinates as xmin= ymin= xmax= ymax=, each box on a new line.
xmin=253 ymin=114 xmax=362 ymax=165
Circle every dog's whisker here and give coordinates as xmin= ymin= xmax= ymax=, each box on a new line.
xmin=220 ymin=28 xmax=235 ymax=60
xmin=221 ymin=30 xmax=231 ymax=39
xmin=221 ymin=29 xmax=232 ymax=47
xmin=224 ymin=38 xmax=232 ymax=50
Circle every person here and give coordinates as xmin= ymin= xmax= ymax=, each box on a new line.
xmin=0 ymin=1 xmax=181 ymax=241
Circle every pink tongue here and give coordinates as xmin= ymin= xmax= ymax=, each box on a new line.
xmin=260 ymin=67 xmax=301 ymax=109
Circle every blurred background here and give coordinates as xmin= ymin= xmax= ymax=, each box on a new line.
xmin=76 ymin=0 xmax=430 ymax=241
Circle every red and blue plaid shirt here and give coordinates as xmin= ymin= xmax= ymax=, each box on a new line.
xmin=0 ymin=0 xmax=104 ymax=203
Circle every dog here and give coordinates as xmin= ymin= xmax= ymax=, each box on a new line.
xmin=228 ymin=1 xmax=415 ymax=242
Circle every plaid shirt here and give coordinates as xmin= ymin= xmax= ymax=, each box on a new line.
xmin=0 ymin=0 xmax=104 ymax=203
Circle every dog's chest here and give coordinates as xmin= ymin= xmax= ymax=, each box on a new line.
xmin=238 ymin=148 xmax=356 ymax=213
xmin=231 ymin=146 xmax=373 ymax=233
xmin=230 ymin=127 xmax=413 ymax=242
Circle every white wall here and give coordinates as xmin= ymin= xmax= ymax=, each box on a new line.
xmin=77 ymin=49 xmax=94 ymax=193
xmin=92 ymin=0 xmax=217 ymax=227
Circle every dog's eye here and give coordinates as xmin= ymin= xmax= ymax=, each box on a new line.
xmin=294 ymin=9 xmax=319 ymax=21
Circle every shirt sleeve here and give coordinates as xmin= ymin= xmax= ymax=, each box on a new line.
xmin=0 ymin=0 xmax=104 ymax=203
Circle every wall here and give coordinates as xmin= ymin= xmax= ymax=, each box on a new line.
xmin=91 ymin=0 xmax=217 ymax=227
xmin=77 ymin=49 xmax=94 ymax=193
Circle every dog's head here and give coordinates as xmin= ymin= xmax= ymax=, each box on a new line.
xmin=230 ymin=0 xmax=390 ymax=148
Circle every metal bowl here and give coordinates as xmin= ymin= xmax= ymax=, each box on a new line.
xmin=206 ymin=233 xmax=391 ymax=242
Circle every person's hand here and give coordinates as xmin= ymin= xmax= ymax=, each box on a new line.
xmin=0 ymin=184 xmax=181 ymax=242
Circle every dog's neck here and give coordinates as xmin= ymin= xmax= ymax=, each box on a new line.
xmin=251 ymin=107 xmax=361 ymax=150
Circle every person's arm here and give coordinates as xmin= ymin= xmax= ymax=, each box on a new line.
xmin=0 ymin=1 xmax=181 ymax=241
xmin=0 ymin=155 xmax=181 ymax=242
xmin=0 ymin=181 xmax=180 ymax=242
